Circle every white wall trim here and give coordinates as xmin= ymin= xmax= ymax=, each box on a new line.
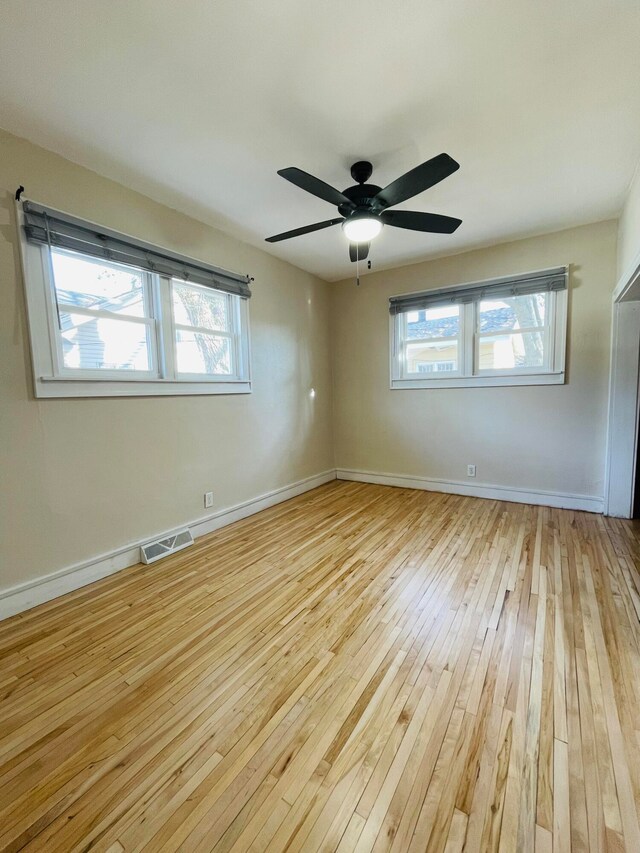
xmin=603 ymin=241 xmax=640 ymax=517
xmin=336 ymin=468 xmax=603 ymax=513
xmin=0 ymin=469 xmax=336 ymax=621
xmin=613 ymin=246 xmax=640 ymax=303
xmin=603 ymin=301 xmax=640 ymax=516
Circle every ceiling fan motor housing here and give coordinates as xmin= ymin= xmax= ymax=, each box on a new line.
xmin=340 ymin=190 xmax=384 ymax=219
xmin=350 ymin=160 xmax=373 ymax=184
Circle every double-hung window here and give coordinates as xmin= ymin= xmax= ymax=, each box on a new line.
xmin=18 ymin=201 xmax=252 ymax=397
xmin=390 ymin=267 xmax=567 ymax=389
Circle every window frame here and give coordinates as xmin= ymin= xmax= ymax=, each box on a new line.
xmin=390 ymin=279 xmax=567 ymax=390
xmin=18 ymin=206 xmax=252 ymax=398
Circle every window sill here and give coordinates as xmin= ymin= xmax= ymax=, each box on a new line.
xmin=35 ymin=376 xmax=252 ymax=398
xmin=390 ymin=372 xmax=565 ymax=390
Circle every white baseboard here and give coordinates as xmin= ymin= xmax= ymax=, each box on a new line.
xmin=0 ymin=466 xmax=603 ymax=622
xmin=0 ymin=469 xmax=336 ymax=621
xmin=336 ymin=468 xmax=604 ymax=514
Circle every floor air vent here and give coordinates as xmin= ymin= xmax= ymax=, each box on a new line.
xmin=141 ymin=529 xmax=194 ymax=564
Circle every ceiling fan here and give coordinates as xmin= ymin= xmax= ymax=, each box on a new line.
xmin=265 ymin=153 xmax=462 ymax=262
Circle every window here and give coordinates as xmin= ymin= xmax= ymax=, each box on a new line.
xmin=404 ymin=304 xmax=462 ymax=376
xmin=171 ymin=280 xmax=236 ymax=377
xmin=51 ymin=249 xmax=157 ymax=375
xmin=476 ymin=293 xmax=548 ymax=373
xmin=18 ymin=201 xmax=252 ymax=397
xmin=390 ymin=268 xmax=567 ymax=389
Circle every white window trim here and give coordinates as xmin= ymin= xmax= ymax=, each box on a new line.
xmin=390 ymin=283 xmax=567 ymax=390
xmin=17 ymin=203 xmax=252 ymax=398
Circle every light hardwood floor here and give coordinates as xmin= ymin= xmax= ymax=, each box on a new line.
xmin=1 ymin=481 xmax=640 ymax=852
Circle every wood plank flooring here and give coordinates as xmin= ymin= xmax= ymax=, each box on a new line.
xmin=1 ymin=481 xmax=640 ymax=851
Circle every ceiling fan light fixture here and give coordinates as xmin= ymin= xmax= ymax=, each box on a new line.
xmin=342 ymin=215 xmax=383 ymax=243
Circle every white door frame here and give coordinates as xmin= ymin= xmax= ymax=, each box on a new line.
xmin=604 ymin=253 xmax=640 ymax=517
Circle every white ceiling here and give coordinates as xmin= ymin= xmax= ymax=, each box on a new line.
xmin=1 ymin=1 xmax=640 ymax=281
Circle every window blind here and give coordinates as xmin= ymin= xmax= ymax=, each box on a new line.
xmin=22 ymin=201 xmax=252 ymax=299
xmin=388 ymin=267 xmax=567 ymax=315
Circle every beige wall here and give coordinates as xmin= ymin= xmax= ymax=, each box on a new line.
xmin=618 ymin=163 xmax=640 ymax=279
xmin=0 ymin=129 xmax=334 ymax=591
xmin=0 ymin=126 xmax=624 ymax=597
xmin=331 ymin=221 xmax=617 ymax=500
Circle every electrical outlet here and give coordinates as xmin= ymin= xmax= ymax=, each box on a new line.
xmin=204 ymin=491 xmax=214 ymax=508
xmin=467 ymin=464 xmax=476 ymax=478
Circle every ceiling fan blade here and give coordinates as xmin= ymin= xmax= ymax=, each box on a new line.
xmin=278 ymin=167 xmax=355 ymax=209
xmin=375 ymin=153 xmax=460 ymax=208
xmin=380 ymin=210 xmax=462 ymax=234
xmin=265 ymin=217 xmax=344 ymax=243
xmin=349 ymin=242 xmax=370 ymax=262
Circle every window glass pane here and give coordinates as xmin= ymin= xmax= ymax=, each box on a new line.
xmin=406 ymin=340 xmax=459 ymax=374
xmin=478 ymin=293 xmax=547 ymax=333
xmin=51 ymin=249 xmax=147 ymax=318
xmin=477 ymin=330 xmax=545 ymax=371
xmin=172 ymin=280 xmax=229 ymax=331
xmin=406 ymin=305 xmax=460 ymax=340
xmin=175 ymin=331 xmax=231 ymax=375
xmin=59 ymin=311 xmax=151 ymax=371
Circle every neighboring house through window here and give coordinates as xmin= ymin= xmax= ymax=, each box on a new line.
xmin=416 ymin=361 xmax=456 ymax=373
